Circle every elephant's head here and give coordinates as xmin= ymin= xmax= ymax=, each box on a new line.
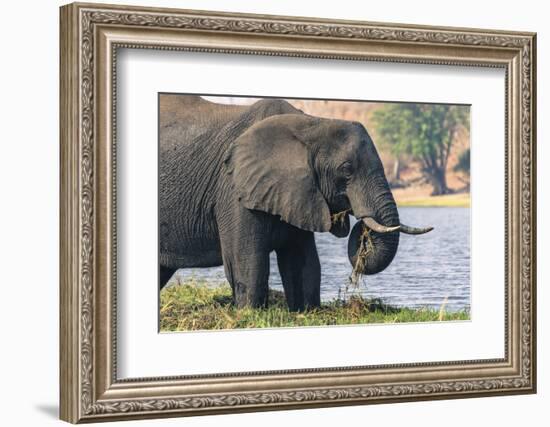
xmin=226 ymin=110 xmax=432 ymax=275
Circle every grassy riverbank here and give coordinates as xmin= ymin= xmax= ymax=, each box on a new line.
xmin=396 ymin=193 xmax=470 ymax=208
xmin=160 ymin=280 xmax=470 ymax=332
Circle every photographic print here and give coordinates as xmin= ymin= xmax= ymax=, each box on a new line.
xmin=158 ymin=94 xmax=471 ymax=331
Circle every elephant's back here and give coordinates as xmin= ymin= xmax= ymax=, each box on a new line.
xmin=159 ymin=95 xmax=240 ymax=202
xmin=160 ymin=94 xmax=245 ymax=149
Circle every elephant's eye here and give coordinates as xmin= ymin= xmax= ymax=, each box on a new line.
xmin=339 ymin=161 xmax=353 ymax=178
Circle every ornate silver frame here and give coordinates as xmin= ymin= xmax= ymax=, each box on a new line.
xmin=60 ymin=2 xmax=536 ymax=423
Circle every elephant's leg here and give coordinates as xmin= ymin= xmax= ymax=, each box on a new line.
xmin=159 ymin=265 xmax=177 ymax=290
xmin=216 ymin=204 xmax=273 ymax=308
xmin=221 ymin=249 xmax=270 ymax=308
xmin=276 ymin=231 xmax=321 ymax=311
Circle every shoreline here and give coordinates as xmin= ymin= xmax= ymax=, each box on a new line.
xmin=160 ymin=282 xmax=470 ymax=332
xmin=396 ymin=193 xmax=470 ymax=208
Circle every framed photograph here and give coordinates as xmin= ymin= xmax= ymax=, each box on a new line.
xmin=59 ymin=2 xmax=537 ymax=423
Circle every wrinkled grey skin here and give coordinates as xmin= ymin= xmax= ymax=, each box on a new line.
xmin=159 ymin=95 xmax=401 ymax=311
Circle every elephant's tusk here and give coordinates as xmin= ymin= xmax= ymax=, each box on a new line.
xmin=362 ymin=217 xmax=400 ymax=234
xmin=399 ymin=224 xmax=434 ymax=235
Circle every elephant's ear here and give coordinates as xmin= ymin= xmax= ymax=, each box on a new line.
xmin=225 ymin=114 xmax=332 ymax=232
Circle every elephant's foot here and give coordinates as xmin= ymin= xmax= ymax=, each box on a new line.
xmin=159 ymin=265 xmax=177 ymax=290
xmin=221 ymin=247 xmax=270 ymax=309
xmin=232 ymin=281 xmax=268 ymax=309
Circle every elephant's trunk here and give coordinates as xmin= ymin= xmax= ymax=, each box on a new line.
xmin=346 ymin=172 xmax=433 ymax=276
xmin=346 ymin=172 xmax=401 ymax=276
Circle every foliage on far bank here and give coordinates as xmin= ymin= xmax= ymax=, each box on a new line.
xmin=372 ymin=104 xmax=470 ymax=196
xmin=454 ymin=148 xmax=470 ymax=176
xmin=160 ymin=280 xmax=470 ymax=332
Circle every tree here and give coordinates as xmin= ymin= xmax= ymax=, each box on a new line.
xmin=454 ymin=148 xmax=470 ymax=191
xmin=372 ymin=104 xmax=469 ymax=195
xmin=454 ymin=148 xmax=470 ymax=176
xmin=369 ymin=104 xmax=407 ymax=186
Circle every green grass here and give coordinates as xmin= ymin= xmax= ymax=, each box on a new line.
xmin=397 ymin=193 xmax=470 ymax=207
xmin=160 ymin=280 xmax=470 ymax=332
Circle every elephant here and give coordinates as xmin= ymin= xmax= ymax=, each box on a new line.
xmin=159 ymin=95 xmax=432 ymax=311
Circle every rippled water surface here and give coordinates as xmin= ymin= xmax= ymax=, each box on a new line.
xmin=173 ymin=207 xmax=470 ymax=312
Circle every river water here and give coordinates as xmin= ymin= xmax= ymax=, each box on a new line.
xmin=173 ymin=207 xmax=470 ymax=312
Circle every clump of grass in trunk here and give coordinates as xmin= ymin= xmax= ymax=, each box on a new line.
xmin=160 ymin=280 xmax=469 ymax=332
xmin=349 ymin=227 xmax=375 ymax=287
xmin=331 ymin=209 xmax=350 ymax=226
